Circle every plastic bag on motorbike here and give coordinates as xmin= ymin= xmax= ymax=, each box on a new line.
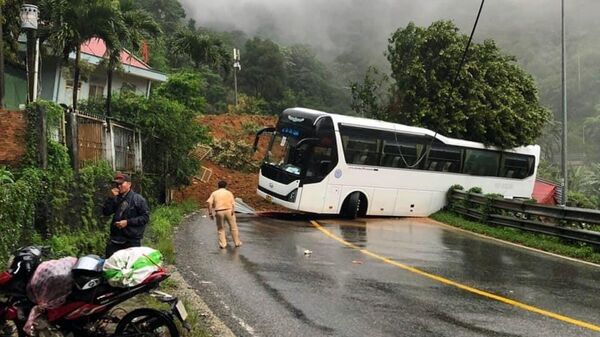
xmin=102 ymin=247 xmax=162 ymax=288
xmin=24 ymin=257 xmax=78 ymax=335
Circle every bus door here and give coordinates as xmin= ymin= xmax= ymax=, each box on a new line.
xmin=300 ymin=117 xmax=340 ymax=213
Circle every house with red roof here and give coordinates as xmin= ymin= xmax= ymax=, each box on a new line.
xmin=39 ymin=38 xmax=167 ymax=106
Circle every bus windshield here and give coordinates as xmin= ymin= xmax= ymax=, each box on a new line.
xmin=265 ymin=133 xmax=304 ymax=175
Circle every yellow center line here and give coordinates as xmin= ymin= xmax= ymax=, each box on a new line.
xmin=310 ymin=220 xmax=600 ymax=332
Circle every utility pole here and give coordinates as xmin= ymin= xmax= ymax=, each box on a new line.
xmin=233 ymin=48 xmax=241 ymax=106
xmin=560 ymin=0 xmax=568 ymax=206
xmin=0 ymin=4 xmax=5 ymax=109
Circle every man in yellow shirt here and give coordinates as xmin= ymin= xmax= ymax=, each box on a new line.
xmin=206 ymin=180 xmax=242 ymax=248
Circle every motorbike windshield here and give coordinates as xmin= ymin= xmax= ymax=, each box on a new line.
xmin=266 ymin=133 xmax=303 ymax=176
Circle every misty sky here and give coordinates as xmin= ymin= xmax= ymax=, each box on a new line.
xmin=179 ymin=0 xmax=597 ymax=65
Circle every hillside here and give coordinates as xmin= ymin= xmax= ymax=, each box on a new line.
xmin=173 ymin=114 xmax=287 ymax=212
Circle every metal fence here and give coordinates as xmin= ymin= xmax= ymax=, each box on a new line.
xmin=448 ymin=189 xmax=600 ymax=247
xmin=73 ymin=112 xmax=141 ymax=172
xmin=112 ymin=123 xmax=136 ymax=172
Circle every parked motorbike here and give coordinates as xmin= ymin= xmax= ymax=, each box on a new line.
xmin=0 ymin=246 xmax=188 ymax=337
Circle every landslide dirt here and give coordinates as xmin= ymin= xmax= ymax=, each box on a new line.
xmin=172 ymin=114 xmax=287 ymax=212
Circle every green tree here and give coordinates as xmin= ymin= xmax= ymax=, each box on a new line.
xmin=154 ymin=71 xmax=206 ymax=112
xmin=239 ymin=37 xmax=286 ymax=105
xmin=0 ymin=0 xmax=23 ymax=63
xmin=111 ymin=92 xmax=210 ymax=187
xmin=171 ymin=29 xmax=230 ymax=74
xmin=381 ymin=21 xmax=550 ymax=148
xmin=130 ymin=0 xmax=184 ymax=35
xmin=104 ymin=0 xmax=160 ymax=117
xmin=350 ymin=66 xmax=389 ymax=118
xmin=196 ymin=66 xmax=228 ymax=113
xmin=40 ymin=0 xmax=123 ymax=111
xmin=283 ymin=44 xmax=341 ymax=110
xmin=583 ymin=107 xmax=600 ymax=162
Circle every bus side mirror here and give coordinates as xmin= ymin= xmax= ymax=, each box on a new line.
xmin=253 ymin=127 xmax=276 ymax=152
xmin=295 ymin=137 xmax=319 ymax=148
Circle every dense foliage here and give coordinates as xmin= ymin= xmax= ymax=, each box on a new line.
xmin=112 ymin=74 xmax=211 ymax=187
xmin=209 ymin=139 xmax=259 ymax=173
xmin=353 ymin=21 xmax=551 ymax=148
xmin=0 ymin=102 xmax=114 ymax=263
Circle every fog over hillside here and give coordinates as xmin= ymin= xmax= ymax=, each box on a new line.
xmin=181 ymin=1 xmax=597 ymax=63
xmin=182 ymin=0 xmax=600 ymax=134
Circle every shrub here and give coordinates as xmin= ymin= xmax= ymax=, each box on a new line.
xmin=566 ymin=191 xmax=597 ymax=209
xmin=145 ymin=202 xmax=198 ymax=263
xmin=0 ymin=168 xmax=43 ymax=264
xmin=0 ymin=166 xmax=14 ymax=184
xmin=241 ymin=121 xmax=262 ymax=135
xmin=227 ymin=94 xmax=269 ymax=115
xmin=210 ymin=139 xmax=259 ymax=172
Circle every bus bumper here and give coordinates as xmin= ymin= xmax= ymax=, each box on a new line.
xmin=257 ymin=176 xmax=301 ymax=210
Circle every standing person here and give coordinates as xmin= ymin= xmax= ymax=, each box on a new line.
xmin=103 ymin=173 xmax=150 ymax=257
xmin=206 ymin=180 xmax=242 ymax=248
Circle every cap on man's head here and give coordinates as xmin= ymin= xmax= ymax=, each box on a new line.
xmin=113 ymin=173 xmax=131 ymax=184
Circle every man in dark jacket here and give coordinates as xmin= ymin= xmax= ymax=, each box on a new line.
xmin=103 ymin=173 xmax=150 ymax=258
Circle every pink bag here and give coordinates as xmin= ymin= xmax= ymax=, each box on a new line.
xmin=23 ymin=257 xmax=77 ymax=335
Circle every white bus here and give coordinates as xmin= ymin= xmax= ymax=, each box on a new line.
xmin=254 ymin=108 xmax=539 ymax=218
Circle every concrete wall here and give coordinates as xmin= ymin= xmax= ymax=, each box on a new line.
xmin=0 ymin=110 xmax=27 ymax=166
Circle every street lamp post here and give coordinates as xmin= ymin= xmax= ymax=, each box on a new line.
xmin=233 ymin=48 xmax=241 ymax=106
xmin=20 ymin=4 xmax=39 ymax=103
xmin=560 ymin=0 xmax=568 ymax=206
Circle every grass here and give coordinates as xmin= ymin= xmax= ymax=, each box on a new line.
xmin=431 ymin=210 xmax=600 ymax=264
xmin=144 ymin=201 xmax=198 ymax=264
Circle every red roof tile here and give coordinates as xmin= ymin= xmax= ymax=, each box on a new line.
xmin=80 ymin=38 xmax=150 ymax=70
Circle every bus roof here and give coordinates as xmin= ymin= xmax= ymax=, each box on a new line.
xmin=283 ymin=107 xmax=540 ymax=156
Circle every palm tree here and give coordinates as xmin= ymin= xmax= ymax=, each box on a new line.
xmin=39 ymin=0 xmax=122 ymax=111
xmin=104 ymin=0 xmax=160 ymax=118
xmin=171 ymin=29 xmax=230 ymax=74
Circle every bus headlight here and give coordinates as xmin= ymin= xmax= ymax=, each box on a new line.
xmin=287 ymin=189 xmax=298 ymax=202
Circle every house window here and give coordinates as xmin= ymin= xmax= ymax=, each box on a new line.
xmin=65 ymin=79 xmax=82 ymax=91
xmin=89 ymin=83 xmax=105 ymax=99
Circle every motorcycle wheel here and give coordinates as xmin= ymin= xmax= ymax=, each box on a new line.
xmin=114 ymin=308 xmax=179 ymax=337
xmin=0 ymin=321 xmax=25 ymax=337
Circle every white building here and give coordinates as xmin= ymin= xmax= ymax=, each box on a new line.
xmin=40 ymin=38 xmax=167 ymax=105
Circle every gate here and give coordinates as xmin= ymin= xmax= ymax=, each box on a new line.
xmin=72 ymin=112 xmax=142 ymax=172
xmin=112 ymin=123 xmax=136 ymax=172
xmin=76 ymin=114 xmax=105 ymax=168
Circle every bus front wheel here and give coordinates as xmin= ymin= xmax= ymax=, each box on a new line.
xmin=341 ymin=192 xmax=366 ymax=219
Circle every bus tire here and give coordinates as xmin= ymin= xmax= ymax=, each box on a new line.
xmin=341 ymin=192 xmax=364 ymax=219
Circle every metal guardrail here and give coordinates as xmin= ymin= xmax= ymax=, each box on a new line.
xmin=448 ymin=189 xmax=600 ymax=247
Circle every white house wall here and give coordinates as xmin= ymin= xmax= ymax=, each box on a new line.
xmin=53 ymin=66 xmax=153 ymax=107
xmin=111 ymin=74 xmax=150 ymax=97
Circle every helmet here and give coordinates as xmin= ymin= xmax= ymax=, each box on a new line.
xmin=72 ymin=255 xmax=104 ymax=291
xmin=8 ymin=246 xmax=45 ymax=279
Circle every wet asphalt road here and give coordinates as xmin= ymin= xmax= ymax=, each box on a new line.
xmin=175 ymin=213 xmax=600 ymax=337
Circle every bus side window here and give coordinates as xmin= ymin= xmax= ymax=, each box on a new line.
xmin=463 ymin=149 xmax=500 ymax=176
xmin=500 ymin=153 xmax=534 ymax=179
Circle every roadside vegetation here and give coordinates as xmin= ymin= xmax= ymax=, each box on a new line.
xmin=144 ymin=201 xmax=198 ymax=264
xmin=431 ymin=211 xmax=600 ymax=264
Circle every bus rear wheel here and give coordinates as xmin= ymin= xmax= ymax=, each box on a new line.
xmin=341 ymin=192 xmax=366 ymax=219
